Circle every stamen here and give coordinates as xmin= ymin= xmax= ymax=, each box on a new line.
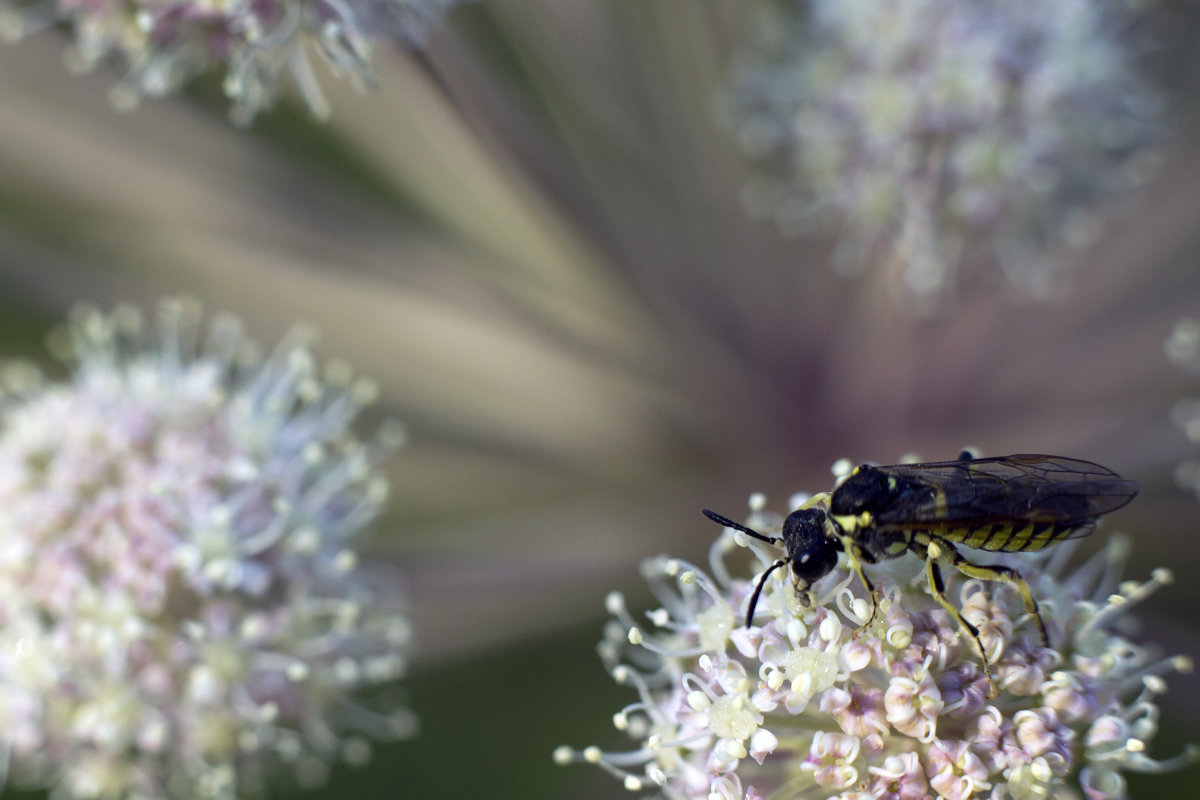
xmin=1077 ymin=568 xmax=1172 ymax=641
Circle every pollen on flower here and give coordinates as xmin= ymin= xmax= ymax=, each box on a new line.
xmin=0 ymin=0 xmax=461 ymax=123
xmin=0 ymin=299 xmax=413 ymax=799
xmin=556 ymin=491 xmax=1197 ymax=799
xmin=709 ymin=695 xmax=759 ymax=743
xmin=783 ymin=647 xmax=838 ymax=695
xmin=696 ymin=603 xmax=735 ymax=650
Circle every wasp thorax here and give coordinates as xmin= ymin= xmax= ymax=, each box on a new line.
xmin=780 ymin=508 xmax=840 ymax=585
xmin=829 ymin=465 xmax=896 ymax=515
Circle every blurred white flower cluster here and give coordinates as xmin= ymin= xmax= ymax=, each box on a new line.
xmin=725 ymin=0 xmax=1159 ymax=311
xmin=557 ymin=493 xmax=1195 ymax=799
xmin=0 ymin=0 xmax=458 ymax=122
xmin=1166 ymin=317 xmax=1200 ymax=501
xmin=0 ymin=299 xmax=413 ymax=798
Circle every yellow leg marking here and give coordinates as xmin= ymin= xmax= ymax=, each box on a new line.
xmin=839 ymin=536 xmax=880 ymax=628
xmin=799 ymin=491 xmax=831 ymax=510
xmin=921 ymin=540 xmax=997 ymax=697
xmin=950 ymin=554 xmax=1049 ymax=647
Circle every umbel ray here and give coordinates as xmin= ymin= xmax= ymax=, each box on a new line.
xmin=702 ymin=453 xmax=1138 ymax=689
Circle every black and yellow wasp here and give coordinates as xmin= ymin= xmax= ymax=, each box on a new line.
xmin=703 ymin=453 xmax=1138 ymax=685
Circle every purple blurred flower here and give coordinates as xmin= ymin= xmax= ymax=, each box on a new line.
xmin=556 ymin=485 xmax=1196 ymax=799
xmin=0 ymin=299 xmax=413 ymax=798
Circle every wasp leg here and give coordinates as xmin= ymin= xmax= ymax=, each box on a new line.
xmin=799 ymin=491 xmax=832 ymax=510
xmin=837 ymin=535 xmax=881 ymax=628
xmin=946 ymin=549 xmax=1049 ymax=648
xmin=913 ymin=537 xmax=997 ymax=697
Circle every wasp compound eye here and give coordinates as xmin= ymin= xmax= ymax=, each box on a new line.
xmin=780 ymin=508 xmax=839 ymax=584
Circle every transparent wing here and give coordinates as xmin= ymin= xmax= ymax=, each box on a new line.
xmin=862 ymin=454 xmax=1138 ymax=537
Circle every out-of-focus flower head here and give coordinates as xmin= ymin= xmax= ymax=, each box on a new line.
xmin=556 ymin=487 xmax=1197 ymax=799
xmin=1166 ymin=317 xmax=1200 ymax=501
xmin=0 ymin=0 xmax=459 ymax=123
xmin=0 ymin=298 xmax=413 ymax=798
xmin=724 ymin=0 xmax=1160 ymax=312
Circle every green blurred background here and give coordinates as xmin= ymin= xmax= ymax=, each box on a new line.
xmin=0 ymin=1 xmax=1198 ymax=797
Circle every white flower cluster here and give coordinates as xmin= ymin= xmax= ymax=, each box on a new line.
xmin=725 ymin=0 xmax=1159 ymax=310
xmin=1166 ymin=317 xmax=1200 ymax=501
xmin=557 ymin=494 xmax=1196 ymax=799
xmin=0 ymin=299 xmax=413 ymax=798
xmin=0 ymin=0 xmax=459 ymax=122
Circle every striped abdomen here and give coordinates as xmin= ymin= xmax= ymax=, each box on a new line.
xmin=932 ymin=520 xmax=1082 ymax=553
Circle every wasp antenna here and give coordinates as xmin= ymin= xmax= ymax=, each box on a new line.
xmin=745 ymin=559 xmax=788 ymax=628
xmin=701 ymin=509 xmax=780 ymax=545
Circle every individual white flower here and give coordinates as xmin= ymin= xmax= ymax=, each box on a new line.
xmin=724 ymin=0 xmax=1160 ymax=311
xmin=556 ymin=485 xmax=1196 ymax=799
xmin=0 ymin=298 xmax=413 ymax=798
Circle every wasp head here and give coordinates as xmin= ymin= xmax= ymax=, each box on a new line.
xmin=700 ymin=506 xmax=843 ymax=628
xmin=780 ymin=508 xmax=841 ymax=588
